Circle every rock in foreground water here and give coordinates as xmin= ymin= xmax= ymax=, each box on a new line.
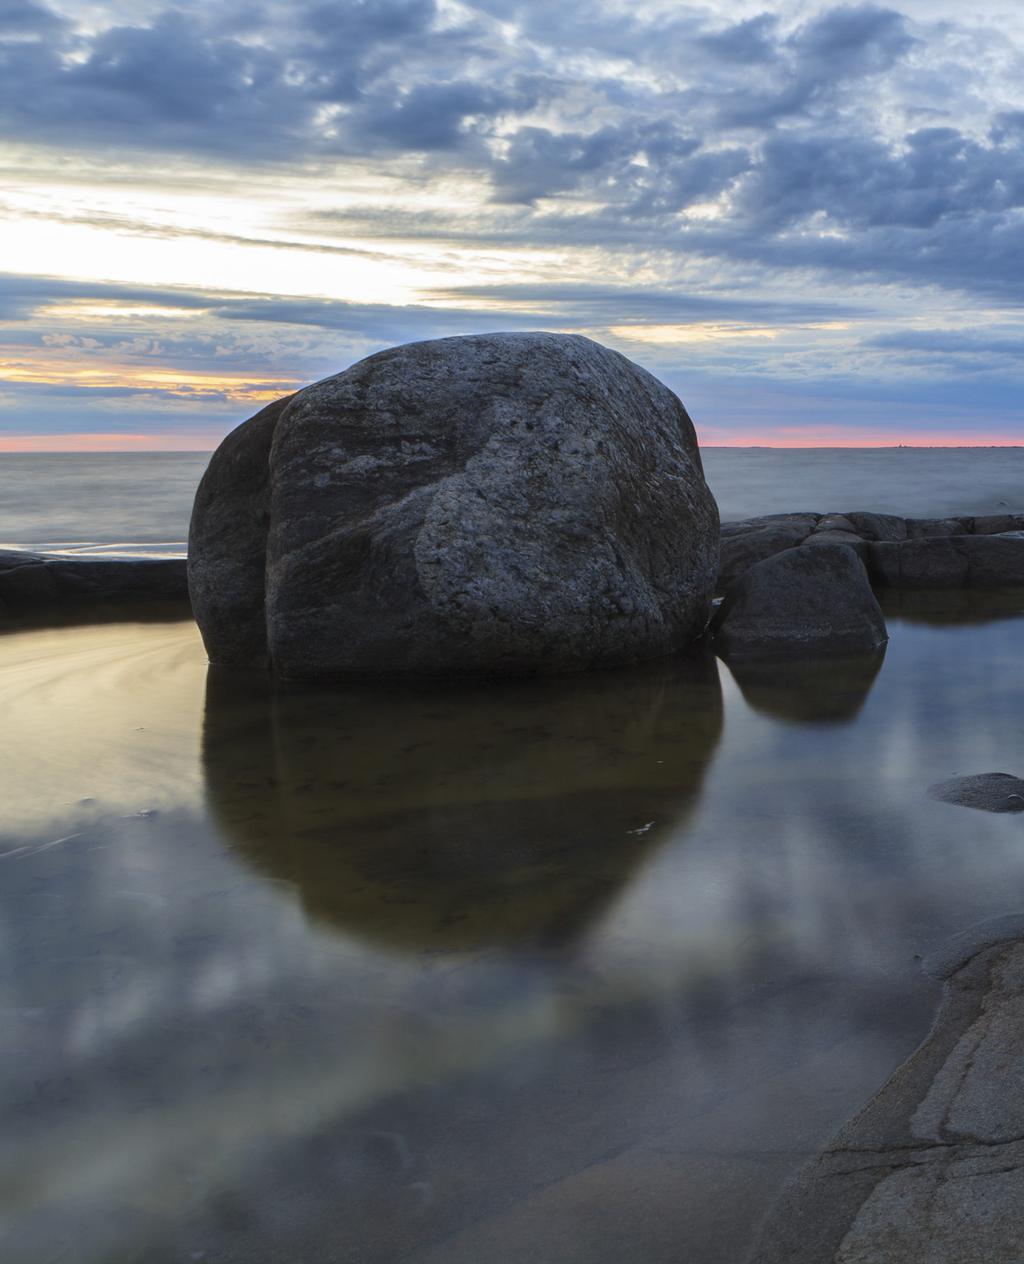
xmin=930 ymin=772 xmax=1024 ymax=813
xmin=189 ymin=333 xmax=719 ymax=678
xmin=714 ymin=543 xmax=887 ymax=658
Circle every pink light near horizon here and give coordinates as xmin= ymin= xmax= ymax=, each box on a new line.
xmin=0 ymin=433 xmax=220 ymax=453
xmin=698 ymin=424 xmax=1024 ymax=448
xmin=2 ymin=426 xmax=1022 ymax=453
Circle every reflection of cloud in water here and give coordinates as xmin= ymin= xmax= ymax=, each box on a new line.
xmin=5 ymin=597 xmax=1024 ymax=1264
xmin=203 ymin=654 xmax=724 ymax=952
xmin=722 ymin=648 xmax=885 ymax=725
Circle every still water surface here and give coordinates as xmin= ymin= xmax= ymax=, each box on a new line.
xmin=3 ymin=593 xmax=1024 ymax=1262
xmin=2 ymin=447 xmax=1023 ymax=554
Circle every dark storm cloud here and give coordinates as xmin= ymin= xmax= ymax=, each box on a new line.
xmin=702 ymin=5 xmax=916 ymax=127
xmin=4 ymin=0 xmax=1024 ymax=310
xmin=423 ymin=283 xmax=868 ymax=325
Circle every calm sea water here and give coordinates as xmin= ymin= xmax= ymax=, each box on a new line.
xmin=3 ymin=593 xmax=1024 ymax=1261
xmin=1 ymin=447 xmax=1022 ymax=555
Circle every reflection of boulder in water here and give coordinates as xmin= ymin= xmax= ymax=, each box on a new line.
xmin=879 ymin=587 xmax=1024 ymax=627
xmin=725 ymin=649 xmax=885 ymax=725
xmin=203 ymin=655 xmax=722 ymax=952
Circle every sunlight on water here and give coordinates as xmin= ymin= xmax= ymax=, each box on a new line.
xmin=2 ymin=593 xmax=1024 ymax=1262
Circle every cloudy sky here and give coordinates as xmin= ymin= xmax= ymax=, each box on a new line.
xmin=3 ymin=0 xmax=1024 ymax=449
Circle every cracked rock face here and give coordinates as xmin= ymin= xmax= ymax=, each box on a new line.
xmin=188 ymin=333 xmax=719 ymax=679
xmin=749 ymin=938 xmax=1024 ymax=1264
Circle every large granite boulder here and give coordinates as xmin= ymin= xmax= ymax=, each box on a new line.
xmin=714 ymin=543 xmax=887 ymax=658
xmin=189 ymin=333 xmax=719 ymax=678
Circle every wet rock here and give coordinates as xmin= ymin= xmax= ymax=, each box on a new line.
xmin=189 ymin=333 xmax=719 ymax=678
xmin=750 ymin=937 xmax=1024 ymax=1264
xmin=714 ymin=543 xmax=887 ymax=658
xmin=930 ymin=772 xmax=1024 ymax=813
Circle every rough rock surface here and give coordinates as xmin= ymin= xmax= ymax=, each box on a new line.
xmin=717 ymin=512 xmax=1024 ymax=589
xmin=189 ymin=333 xmax=720 ymax=678
xmin=0 ymin=551 xmax=187 ymax=611
xmin=870 ymin=535 xmax=1024 ymax=588
xmin=930 ymin=772 xmax=1024 ymax=813
xmin=749 ymin=935 xmax=1024 ymax=1264
xmin=714 ymin=543 xmax=888 ymax=658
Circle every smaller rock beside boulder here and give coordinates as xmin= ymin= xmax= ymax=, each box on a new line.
xmin=713 ymin=543 xmax=888 ymax=659
xmin=930 ymin=772 xmax=1024 ymax=813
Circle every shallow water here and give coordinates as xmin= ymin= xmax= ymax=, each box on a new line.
xmin=2 ymin=447 xmax=1023 ymax=555
xmin=3 ymin=595 xmax=1024 ymax=1262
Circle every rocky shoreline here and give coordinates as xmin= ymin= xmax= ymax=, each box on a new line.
xmin=3 ymin=510 xmax=1023 ymax=623
xmin=721 ymin=511 xmax=1024 ymax=589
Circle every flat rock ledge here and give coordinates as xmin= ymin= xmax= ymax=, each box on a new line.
xmin=721 ymin=512 xmax=1024 ymax=590
xmin=0 ymin=550 xmax=188 ymax=613
xmin=749 ymin=934 xmax=1024 ymax=1264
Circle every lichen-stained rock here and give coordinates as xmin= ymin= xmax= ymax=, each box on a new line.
xmin=714 ymin=543 xmax=887 ymax=659
xmin=188 ymin=333 xmax=720 ymax=679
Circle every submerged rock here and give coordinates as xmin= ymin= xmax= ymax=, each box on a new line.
xmin=930 ymin=772 xmax=1024 ymax=813
xmin=189 ymin=333 xmax=719 ymax=679
xmin=714 ymin=543 xmax=888 ymax=658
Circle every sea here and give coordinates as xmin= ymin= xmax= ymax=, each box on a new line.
xmin=1 ymin=446 xmax=1022 ymax=555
